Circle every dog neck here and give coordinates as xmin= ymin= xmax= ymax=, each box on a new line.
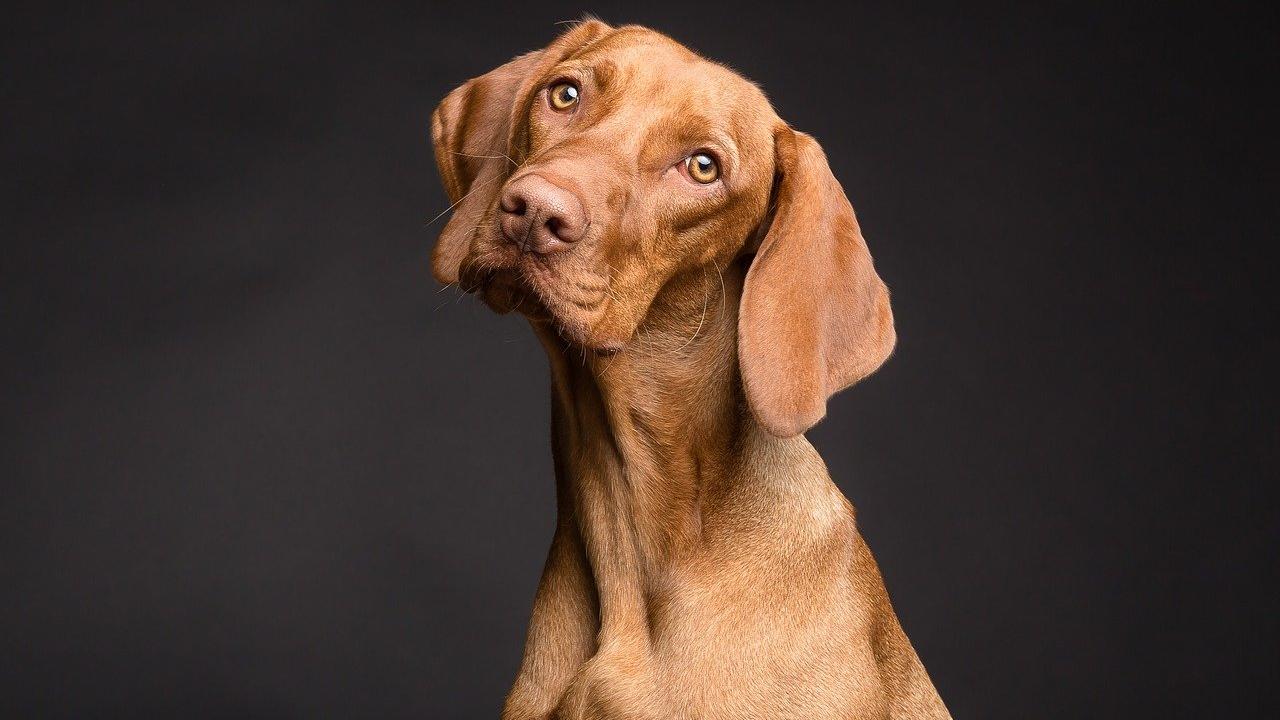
xmin=531 ymin=259 xmax=816 ymax=642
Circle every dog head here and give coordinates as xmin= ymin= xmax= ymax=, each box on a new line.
xmin=431 ymin=21 xmax=895 ymax=437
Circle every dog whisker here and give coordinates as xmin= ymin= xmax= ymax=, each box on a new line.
xmin=426 ymin=175 xmax=500 ymax=227
xmin=713 ymin=260 xmax=726 ymax=317
xmin=675 ymin=267 xmax=710 ymax=354
xmin=449 ymin=150 xmax=517 ymax=167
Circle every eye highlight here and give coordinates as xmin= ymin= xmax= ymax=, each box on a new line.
xmin=548 ymin=81 xmax=580 ymax=111
xmin=685 ymin=152 xmax=720 ymax=184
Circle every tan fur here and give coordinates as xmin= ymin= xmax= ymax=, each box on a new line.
xmin=431 ymin=20 xmax=950 ymax=719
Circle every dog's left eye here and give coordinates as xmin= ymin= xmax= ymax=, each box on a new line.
xmin=548 ymin=82 xmax=580 ymax=111
xmin=686 ymin=153 xmax=720 ymax=184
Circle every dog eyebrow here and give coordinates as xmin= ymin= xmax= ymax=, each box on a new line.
xmin=642 ymin=116 xmax=740 ymax=175
xmin=546 ymin=59 xmax=618 ymax=93
xmin=590 ymin=60 xmax=618 ymax=90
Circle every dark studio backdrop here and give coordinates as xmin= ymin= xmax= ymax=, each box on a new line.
xmin=3 ymin=2 xmax=1276 ymax=718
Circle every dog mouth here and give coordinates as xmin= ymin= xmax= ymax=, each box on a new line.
xmin=469 ymin=267 xmax=549 ymax=319
xmin=460 ymin=247 xmax=616 ymax=349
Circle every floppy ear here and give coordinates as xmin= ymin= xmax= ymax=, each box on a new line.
xmin=430 ymin=20 xmax=612 ymax=284
xmin=738 ymin=127 xmax=896 ymax=438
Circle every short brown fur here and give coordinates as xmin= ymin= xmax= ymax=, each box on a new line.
xmin=430 ymin=20 xmax=950 ymax=720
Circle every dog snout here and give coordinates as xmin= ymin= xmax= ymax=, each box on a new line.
xmin=499 ymin=175 xmax=588 ymax=254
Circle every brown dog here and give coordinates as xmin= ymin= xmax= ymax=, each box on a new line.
xmin=430 ymin=20 xmax=951 ymax=720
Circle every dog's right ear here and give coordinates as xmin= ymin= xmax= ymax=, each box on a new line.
xmin=430 ymin=20 xmax=612 ymax=284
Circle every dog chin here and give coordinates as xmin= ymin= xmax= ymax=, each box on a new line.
xmin=527 ymin=300 xmax=618 ymax=354
xmin=474 ymin=272 xmax=626 ymax=354
xmin=460 ymin=239 xmax=628 ymax=352
xmin=475 ymin=272 xmax=541 ymax=316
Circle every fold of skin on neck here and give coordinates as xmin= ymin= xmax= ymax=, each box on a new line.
xmin=532 ymin=258 xmax=753 ymax=649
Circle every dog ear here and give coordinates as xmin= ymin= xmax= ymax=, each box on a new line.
xmin=430 ymin=20 xmax=612 ymax=284
xmin=738 ymin=127 xmax=896 ymax=438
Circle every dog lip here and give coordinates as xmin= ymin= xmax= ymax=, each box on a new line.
xmin=462 ymin=239 xmax=617 ymax=348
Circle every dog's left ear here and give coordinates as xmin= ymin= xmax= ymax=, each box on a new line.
xmin=430 ymin=20 xmax=612 ymax=284
xmin=738 ymin=127 xmax=896 ymax=438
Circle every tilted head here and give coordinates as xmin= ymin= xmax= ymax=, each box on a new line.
xmin=431 ymin=21 xmax=896 ymax=438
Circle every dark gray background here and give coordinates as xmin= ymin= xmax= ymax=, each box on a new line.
xmin=3 ymin=2 xmax=1276 ymax=718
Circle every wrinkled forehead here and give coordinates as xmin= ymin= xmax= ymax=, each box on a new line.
xmin=559 ymin=27 xmax=777 ymax=149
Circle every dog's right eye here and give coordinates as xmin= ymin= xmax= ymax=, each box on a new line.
xmin=548 ymin=82 xmax=580 ymax=111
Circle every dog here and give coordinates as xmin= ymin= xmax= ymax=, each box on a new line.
xmin=429 ymin=20 xmax=951 ymax=720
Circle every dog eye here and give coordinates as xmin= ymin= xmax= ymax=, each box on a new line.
xmin=548 ymin=82 xmax=580 ymax=111
xmin=685 ymin=153 xmax=719 ymax=184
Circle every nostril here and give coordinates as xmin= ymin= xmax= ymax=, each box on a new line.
xmin=544 ymin=216 xmax=563 ymax=239
xmin=501 ymin=193 xmax=527 ymax=215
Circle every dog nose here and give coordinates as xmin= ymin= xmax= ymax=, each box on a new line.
xmin=499 ymin=175 xmax=588 ymax=254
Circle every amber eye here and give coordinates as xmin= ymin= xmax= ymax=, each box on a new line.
xmin=686 ymin=152 xmax=719 ymax=183
xmin=548 ymin=82 xmax=580 ymax=111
